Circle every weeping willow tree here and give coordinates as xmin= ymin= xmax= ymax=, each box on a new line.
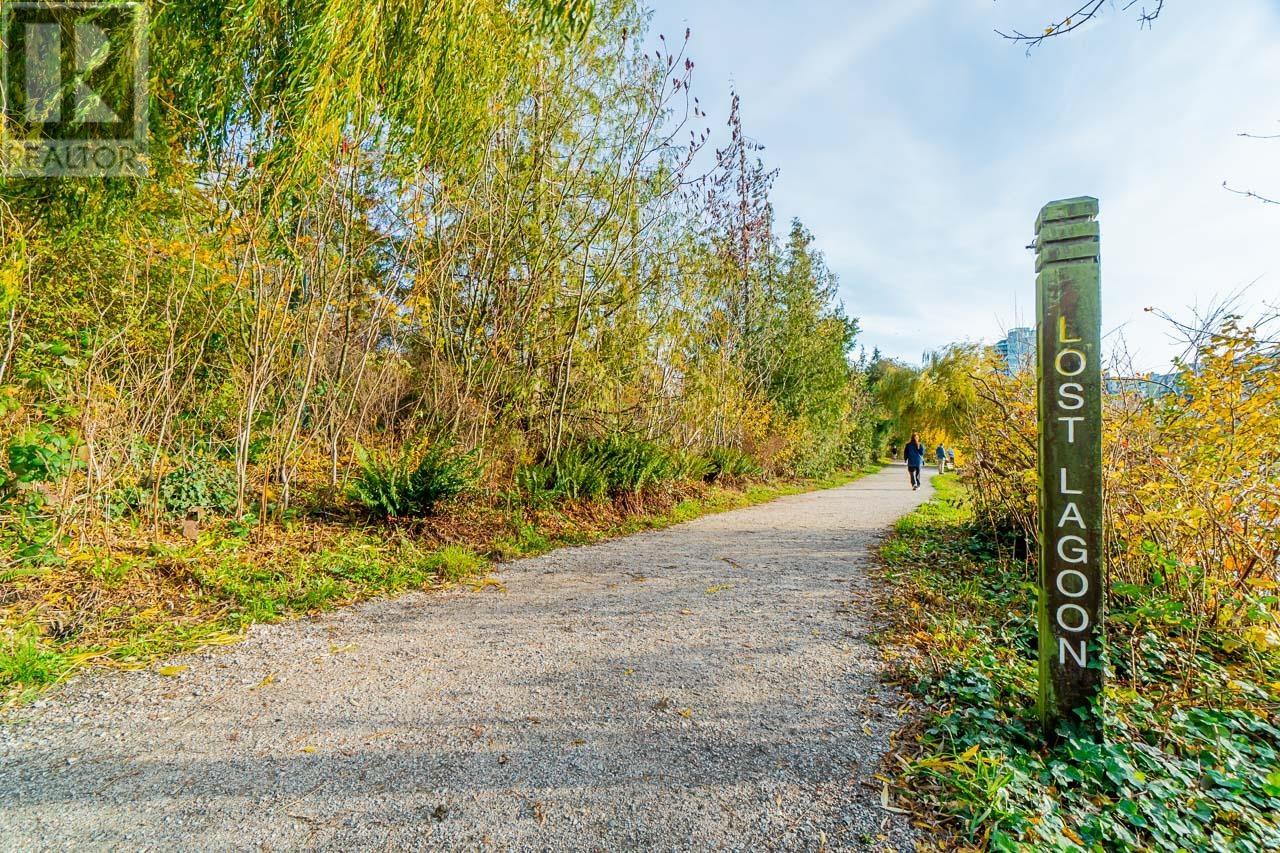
xmin=871 ymin=345 xmax=983 ymax=447
xmin=153 ymin=0 xmax=590 ymax=174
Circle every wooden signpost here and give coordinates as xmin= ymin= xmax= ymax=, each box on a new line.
xmin=1034 ymin=197 xmax=1104 ymax=738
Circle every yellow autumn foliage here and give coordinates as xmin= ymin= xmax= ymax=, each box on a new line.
xmin=964 ymin=318 xmax=1279 ymax=633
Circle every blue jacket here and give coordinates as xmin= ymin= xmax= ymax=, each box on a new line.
xmin=904 ymin=441 xmax=926 ymax=467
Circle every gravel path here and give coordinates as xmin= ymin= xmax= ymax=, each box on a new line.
xmin=1 ymin=464 xmax=932 ymax=851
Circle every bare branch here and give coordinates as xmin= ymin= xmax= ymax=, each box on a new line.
xmin=1237 ymin=120 xmax=1280 ymax=141
xmin=997 ymin=0 xmax=1164 ymax=51
xmin=1223 ymin=181 xmax=1280 ymax=206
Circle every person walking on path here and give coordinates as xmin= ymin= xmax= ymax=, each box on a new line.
xmin=903 ymin=433 xmax=926 ymax=490
xmin=935 ymin=443 xmax=947 ymax=474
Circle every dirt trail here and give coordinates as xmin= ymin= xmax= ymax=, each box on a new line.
xmin=1 ymin=464 xmax=933 ymax=851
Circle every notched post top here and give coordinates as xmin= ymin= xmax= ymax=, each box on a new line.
xmin=1035 ymin=196 xmax=1100 ymax=272
xmin=1035 ymin=196 xmax=1099 ymax=233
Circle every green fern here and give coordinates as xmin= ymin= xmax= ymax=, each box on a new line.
xmin=349 ymin=440 xmax=480 ymax=518
xmin=704 ymin=447 xmax=762 ymax=482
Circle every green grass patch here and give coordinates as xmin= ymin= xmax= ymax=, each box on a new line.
xmin=878 ymin=474 xmax=1280 ymax=851
xmin=491 ymin=520 xmax=553 ymax=560
xmin=0 ymin=627 xmax=71 ymax=703
xmin=421 ymin=544 xmax=487 ymax=582
xmin=0 ymin=534 xmax=491 ymax=704
xmin=190 ymin=536 xmax=490 ymax=629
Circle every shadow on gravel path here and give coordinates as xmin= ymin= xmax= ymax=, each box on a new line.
xmin=1 ymin=464 xmax=933 ymax=851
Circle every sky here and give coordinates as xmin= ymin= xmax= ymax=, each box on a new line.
xmin=645 ymin=0 xmax=1280 ymax=371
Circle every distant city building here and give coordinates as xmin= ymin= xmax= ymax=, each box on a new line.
xmin=993 ymin=327 xmax=1035 ymax=375
xmin=987 ymin=321 xmax=1184 ymax=398
xmin=1105 ymin=372 xmax=1181 ymax=400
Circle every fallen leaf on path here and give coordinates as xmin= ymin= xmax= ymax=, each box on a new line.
xmin=880 ymin=782 xmax=909 ymax=814
xmin=677 ymin=708 xmax=693 ymax=718
xmin=253 ymin=672 xmax=276 ymax=689
xmin=300 ymin=745 xmax=316 ymax=754
xmin=328 ymin=643 xmax=357 ymax=654
xmin=157 ymin=665 xmax=188 ymax=677
xmin=705 ymin=584 xmax=732 ymax=594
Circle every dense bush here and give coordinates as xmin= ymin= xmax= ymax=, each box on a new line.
xmin=963 ymin=319 xmax=1280 ymax=638
xmin=0 ymin=3 xmax=875 ymax=544
xmin=1 ymin=411 xmax=79 ymax=568
xmin=349 ymin=441 xmax=480 ymax=519
xmin=874 ymin=319 xmax=1279 ymax=640
xmin=158 ymin=460 xmax=238 ymax=517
